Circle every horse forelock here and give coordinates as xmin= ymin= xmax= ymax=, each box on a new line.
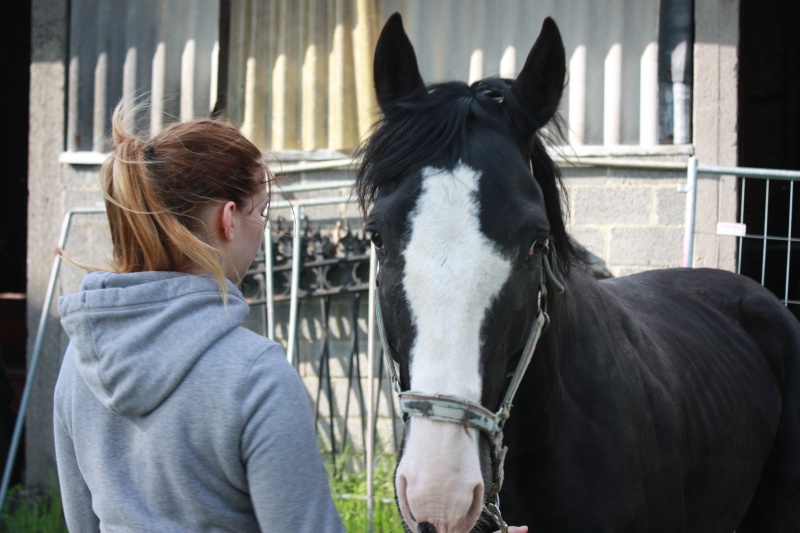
xmin=354 ymin=80 xmax=472 ymax=216
xmin=355 ymin=79 xmax=527 ymax=205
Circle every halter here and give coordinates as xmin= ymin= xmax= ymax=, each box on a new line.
xmin=374 ymin=239 xmax=564 ymax=532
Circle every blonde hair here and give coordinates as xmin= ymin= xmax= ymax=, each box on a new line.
xmin=98 ymin=102 xmax=270 ymax=300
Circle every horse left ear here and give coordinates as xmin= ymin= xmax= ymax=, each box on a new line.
xmin=374 ymin=13 xmax=426 ymax=112
xmin=511 ymin=17 xmax=566 ymax=132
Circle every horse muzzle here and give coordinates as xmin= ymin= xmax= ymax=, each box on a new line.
xmin=396 ymin=416 xmax=486 ymax=533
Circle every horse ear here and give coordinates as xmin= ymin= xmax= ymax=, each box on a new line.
xmin=374 ymin=13 xmax=426 ymax=111
xmin=511 ymin=17 xmax=566 ymax=132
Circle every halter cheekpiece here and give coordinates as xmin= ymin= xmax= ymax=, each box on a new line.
xmin=374 ymin=239 xmax=563 ymax=533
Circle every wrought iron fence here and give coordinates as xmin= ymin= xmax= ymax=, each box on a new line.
xmin=241 ymin=217 xmax=401 ymax=474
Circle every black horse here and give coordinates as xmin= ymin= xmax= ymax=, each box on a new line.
xmin=355 ymin=13 xmax=800 ymax=533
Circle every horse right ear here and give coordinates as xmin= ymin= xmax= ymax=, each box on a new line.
xmin=511 ymin=17 xmax=567 ymax=133
xmin=373 ymin=13 xmax=426 ymax=112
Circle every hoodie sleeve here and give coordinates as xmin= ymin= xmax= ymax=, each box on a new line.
xmin=54 ymin=352 xmax=101 ymax=532
xmin=240 ymin=346 xmax=344 ymax=532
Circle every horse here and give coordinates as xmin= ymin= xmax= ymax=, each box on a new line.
xmin=354 ymin=13 xmax=800 ymax=533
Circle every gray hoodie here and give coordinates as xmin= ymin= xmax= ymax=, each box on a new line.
xmin=54 ymin=271 xmax=344 ymax=532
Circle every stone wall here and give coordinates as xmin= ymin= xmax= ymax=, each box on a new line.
xmin=691 ymin=0 xmax=740 ymax=270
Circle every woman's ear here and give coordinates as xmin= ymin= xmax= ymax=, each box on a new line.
xmin=220 ymin=201 xmax=237 ymax=241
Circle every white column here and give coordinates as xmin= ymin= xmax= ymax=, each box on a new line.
xmin=603 ymin=42 xmax=622 ymax=146
xmin=639 ymin=41 xmax=659 ymax=145
xmin=568 ymin=45 xmax=587 ymax=145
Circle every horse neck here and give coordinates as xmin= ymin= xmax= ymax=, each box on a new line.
xmin=510 ymin=267 xmax=594 ymax=444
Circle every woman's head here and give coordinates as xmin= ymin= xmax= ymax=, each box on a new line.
xmin=102 ymin=102 xmax=271 ymax=296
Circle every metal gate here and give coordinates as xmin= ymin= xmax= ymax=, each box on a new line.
xmin=683 ymin=157 xmax=800 ymax=317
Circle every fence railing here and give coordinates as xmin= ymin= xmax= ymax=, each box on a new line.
xmin=683 ymin=157 xmax=800 ymax=313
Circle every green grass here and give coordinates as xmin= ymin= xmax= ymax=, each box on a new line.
xmin=327 ymin=452 xmax=405 ymax=532
xmin=0 ymin=485 xmax=68 ymax=533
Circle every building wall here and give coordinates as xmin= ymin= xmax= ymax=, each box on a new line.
xmin=26 ymin=0 xmax=69 ymax=489
xmin=691 ymin=0 xmax=740 ymax=270
xmin=66 ymin=0 xmax=220 ymax=153
xmin=381 ymin=0 xmax=663 ymax=147
xmin=563 ymin=162 xmax=687 ymax=276
xmin=25 ymin=0 xmax=742 ymax=488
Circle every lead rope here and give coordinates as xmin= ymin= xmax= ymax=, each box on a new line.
xmin=485 ymin=495 xmax=509 ymax=533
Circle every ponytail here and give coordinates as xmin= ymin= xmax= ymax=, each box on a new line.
xmin=92 ymin=101 xmax=270 ymax=301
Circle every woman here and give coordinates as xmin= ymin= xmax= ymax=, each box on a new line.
xmin=54 ymin=103 xmax=344 ymax=532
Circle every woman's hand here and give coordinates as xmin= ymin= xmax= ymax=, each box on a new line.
xmin=502 ymin=527 xmax=528 ymax=533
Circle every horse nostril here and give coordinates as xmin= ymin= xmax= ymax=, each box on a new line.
xmin=418 ymin=523 xmax=437 ymax=533
xmin=467 ymin=482 xmax=485 ymax=526
xmin=397 ymin=473 xmax=418 ymax=524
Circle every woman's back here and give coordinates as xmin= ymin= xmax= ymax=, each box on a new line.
xmin=55 ymin=271 xmax=343 ymax=532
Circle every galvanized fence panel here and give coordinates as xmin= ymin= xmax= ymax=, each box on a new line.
xmin=683 ymin=157 xmax=800 ymax=317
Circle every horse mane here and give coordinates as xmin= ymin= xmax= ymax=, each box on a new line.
xmin=353 ymin=77 xmax=578 ymax=275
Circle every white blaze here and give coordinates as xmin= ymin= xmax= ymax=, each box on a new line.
xmin=396 ymin=162 xmax=513 ymax=531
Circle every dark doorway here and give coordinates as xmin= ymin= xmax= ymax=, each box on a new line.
xmin=0 ymin=0 xmax=31 ymax=486
xmin=738 ymin=0 xmax=800 ymax=320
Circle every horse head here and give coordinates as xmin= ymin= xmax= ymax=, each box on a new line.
xmin=356 ymin=13 xmax=571 ymax=532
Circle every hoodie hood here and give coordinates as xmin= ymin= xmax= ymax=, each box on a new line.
xmin=59 ymin=271 xmax=249 ymax=417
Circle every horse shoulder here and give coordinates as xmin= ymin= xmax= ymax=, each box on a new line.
xmin=546 ymin=268 xmax=798 ymax=529
xmin=609 ymin=268 xmax=798 ymax=381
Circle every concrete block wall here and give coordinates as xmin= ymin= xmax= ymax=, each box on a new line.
xmin=561 ymin=163 xmax=688 ymax=276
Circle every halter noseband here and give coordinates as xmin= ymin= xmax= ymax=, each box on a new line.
xmin=374 ymin=239 xmax=563 ymax=532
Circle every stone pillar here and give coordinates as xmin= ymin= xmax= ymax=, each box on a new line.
xmin=691 ymin=0 xmax=740 ymax=270
xmin=26 ymin=0 xmax=69 ymax=489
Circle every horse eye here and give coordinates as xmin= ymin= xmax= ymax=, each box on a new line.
xmin=481 ymin=89 xmax=504 ymax=102
xmin=370 ymin=232 xmax=384 ymax=250
xmin=527 ymin=239 xmax=547 ymax=258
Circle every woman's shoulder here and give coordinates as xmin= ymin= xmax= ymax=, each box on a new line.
xmin=224 ymin=326 xmax=287 ymax=363
xmin=212 ymin=326 xmax=297 ymax=387
xmin=222 ymin=329 xmax=311 ymax=421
